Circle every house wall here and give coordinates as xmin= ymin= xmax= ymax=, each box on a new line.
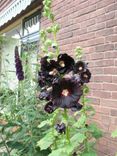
xmin=41 ymin=0 xmax=117 ymax=155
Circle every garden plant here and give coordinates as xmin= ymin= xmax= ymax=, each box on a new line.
xmin=37 ymin=0 xmax=102 ymax=156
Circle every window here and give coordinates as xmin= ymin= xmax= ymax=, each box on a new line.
xmin=22 ymin=11 xmax=40 ymax=43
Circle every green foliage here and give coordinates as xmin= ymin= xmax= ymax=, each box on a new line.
xmin=111 ymin=130 xmax=117 ymax=138
xmin=0 ymin=44 xmax=50 ymax=155
xmin=37 ymin=131 xmax=56 ymax=150
xmin=74 ymin=114 xmax=87 ymax=128
xmin=87 ymin=124 xmax=103 ymax=139
xmin=75 ymin=47 xmax=83 ymax=60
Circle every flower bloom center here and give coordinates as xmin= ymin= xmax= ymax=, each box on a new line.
xmin=49 ymin=68 xmax=58 ymax=76
xmin=83 ymin=74 xmax=88 ymax=78
xmin=59 ymin=61 xmax=65 ymax=67
xmin=61 ymin=89 xmax=69 ymax=96
xmin=79 ymin=66 xmax=83 ymax=71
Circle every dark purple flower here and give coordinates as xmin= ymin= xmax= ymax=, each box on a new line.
xmin=80 ymin=69 xmax=91 ymax=83
xmin=52 ymin=78 xmax=83 ymax=109
xmin=55 ymin=123 xmax=66 ymax=134
xmin=39 ymin=88 xmax=52 ymax=101
xmin=72 ymin=75 xmax=83 ymax=86
xmin=71 ymin=103 xmax=83 ymax=111
xmin=74 ymin=61 xmax=87 ymax=73
xmin=39 ymin=57 xmax=59 ymax=86
xmin=40 ymin=56 xmax=58 ymax=74
xmin=15 ymin=46 xmax=24 ymax=81
xmin=57 ymin=53 xmax=75 ymax=74
xmin=38 ymin=72 xmax=46 ymax=87
xmin=44 ymin=101 xmax=56 ymax=114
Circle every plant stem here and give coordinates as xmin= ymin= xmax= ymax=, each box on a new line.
xmin=64 ymin=109 xmax=70 ymax=144
xmin=0 ymin=135 xmax=11 ymax=156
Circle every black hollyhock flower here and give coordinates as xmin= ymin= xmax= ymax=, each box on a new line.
xmin=72 ymin=75 xmax=83 ymax=86
xmin=74 ymin=61 xmax=87 ymax=73
xmin=52 ymin=78 xmax=83 ymax=109
xmin=15 ymin=46 xmax=24 ymax=81
xmin=71 ymin=103 xmax=83 ymax=111
xmin=38 ymin=72 xmax=46 ymax=88
xmin=40 ymin=56 xmax=58 ymax=74
xmin=55 ymin=123 xmax=66 ymax=134
xmin=39 ymin=57 xmax=59 ymax=85
xmin=57 ymin=53 xmax=75 ymax=74
xmin=40 ymin=56 xmax=50 ymax=72
xmin=80 ymin=69 xmax=91 ymax=83
xmin=44 ymin=101 xmax=56 ymax=114
xmin=39 ymin=88 xmax=52 ymax=101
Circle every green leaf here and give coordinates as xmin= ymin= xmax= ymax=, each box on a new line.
xmin=6 ymin=141 xmax=24 ymax=150
xmin=81 ymin=150 xmax=97 ymax=156
xmin=52 ymin=24 xmax=60 ymax=33
xmin=111 ymin=130 xmax=117 ymax=138
xmin=48 ymin=148 xmax=68 ymax=156
xmin=83 ymin=85 xmax=90 ymax=94
xmin=45 ymin=39 xmax=53 ymax=47
xmin=74 ymin=114 xmax=87 ymax=128
xmin=37 ymin=131 xmax=55 ymax=150
xmin=75 ymin=46 xmax=83 ymax=59
xmin=88 ymin=124 xmax=102 ymax=139
xmin=71 ymin=133 xmax=86 ymax=148
xmin=38 ymin=120 xmax=50 ymax=128
xmin=0 ymin=141 xmax=4 ymax=148
xmin=46 ymin=27 xmax=53 ymax=33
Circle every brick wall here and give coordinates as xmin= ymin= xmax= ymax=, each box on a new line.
xmin=41 ymin=0 xmax=117 ymax=155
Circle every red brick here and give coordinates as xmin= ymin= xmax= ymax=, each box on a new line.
xmin=106 ymin=19 xmax=117 ymax=28
xmin=112 ymin=92 xmax=117 ymax=99
xmin=92 ymin=67 xmax=104 ymax=74
xmin=112 ymin=76 xmax=117 ymax=83
xmin=101 ymin=99 xmax=117 ymax=108
xmin=78 ymin=5 xmax=96 ymax=17
xmin=95 ymin=44 xmax=114 ymax=52
xmin=73 ymin=28 xmax=87 ymax=36
xmin=111 ymin=109 xmax=117 ymax=116
xmin=90 ymin=37 xmax=105 ymax=46
xmin=93 ymin=75 xmax=112 ymax=82
xmin=111 ymin=117 xmax=117 ymax=124
xmin=90 ymin=83 xmax=103 ymax=90
xmin=80 ymin=19 xmax=96 ymax=28
xmin=91 ymin=52 xmax=104 ymax=60
xmin=105 ymin=3 xmax=117 ymax=13
xmin=104 ymin=51 xmax=117 ymax=59
xmin=96 ymin=12 xmax=115 ymax=23
xmin=95 ymin=59 xmax=114 ymax=67
xmin=104 ymin=67 xmax=117 ymax=75
xmin=93 ymin=105 xmax=110 ymax=115
xmin=103 ymin=83 xmax=117 ymax=91
xmin=87 ymin=22 xmax=105 ymax=32
xmin=92 ymin=90 xmax=111 ymax=98
xmin=97 ymin=0 xmax=115 ymax=9
xmin=79 ymin=32 xmax=95 ymax=41
xmin=96 ymin=28 xmax=114 ymax=37
xmin=105 ymin=35 xmax=117 ymax=43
